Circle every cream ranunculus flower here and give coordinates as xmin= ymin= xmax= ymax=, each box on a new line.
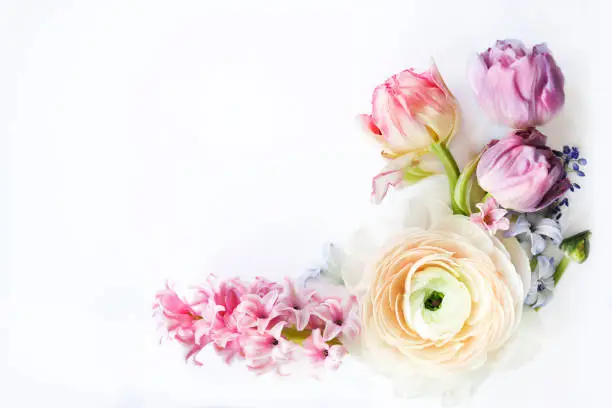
xmin=341 ymin=176 xmax=533 ymax=401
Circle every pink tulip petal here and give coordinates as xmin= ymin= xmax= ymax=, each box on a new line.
xmin=471 ymin=39 xmax=564 ymax=127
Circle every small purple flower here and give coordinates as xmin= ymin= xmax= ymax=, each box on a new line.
xmin=549 ymin=145 xmax=587 ymax=218
xmin=525 ymin=256 xmax=555 ymax=308
xmin=505 ymin=213 xmax=562 ymax=255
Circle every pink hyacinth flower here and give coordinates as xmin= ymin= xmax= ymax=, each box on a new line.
xmin=313 ymin=297 xmax=360 ymax=342
xmin=192 ymin=275 xmax=247 ymax=315
xmin=242 ymin=322 xmax=293 ymax=375
xmin=212 ymin=310 xmax=247 ymax=365
xmin=302 ymin=329 xmax=347 ymax=370
xmin=249 ymin=276 xmax=283 ymax=297
xmin=277 ymin=278 xmax=319 ymax=331
xmin=190 ymin=276 xmax=251 ymax=362
xmin=154 ymin=284 xmax=200 ymax=340
xmin=154 ymin=283 xmax=206 ymax=363
xmin=236 ymin=290 xmax=281 ymax=333
xmin=193 ymin=296 xmax=225 ymax=346
xmin=470 ymin=197 xmax=510 ymax=235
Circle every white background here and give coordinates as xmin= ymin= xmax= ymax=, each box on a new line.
xmin=1 ymin=1 xmax=610 ymax=407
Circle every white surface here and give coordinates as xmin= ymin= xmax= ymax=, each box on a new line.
xmin=1 ymin=1 xmax=610 ymax=407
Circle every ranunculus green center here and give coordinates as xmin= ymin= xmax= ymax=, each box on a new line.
xmin=424 ymin=290 xmax=445 ymax=311
xmin=404 ymin=266 xmax=472 ymax=340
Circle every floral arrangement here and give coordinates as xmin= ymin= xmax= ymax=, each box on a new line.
xmin=154 ymin=39 xmax=591 ymax=403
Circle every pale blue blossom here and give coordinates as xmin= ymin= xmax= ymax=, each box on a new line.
xmin=298 ymin=243 xmax=345 ymax=287
xmin=524 ymin=256 xmax=555 ymax=308
xmin=505 ymin=213 xmax=562 ymax=255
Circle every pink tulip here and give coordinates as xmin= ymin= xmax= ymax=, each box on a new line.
xmin=469 ymin=39 xmax=565 ymax=128
xmin=358 ymin=63 xmax=458 ymax=203
xmin=359 ymin=63 xmax=458 ymax=159
xmin=476 ymin=128 xmax=570 ymax=212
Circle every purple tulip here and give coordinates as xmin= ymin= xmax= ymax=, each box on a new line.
xmin=476 ymin=128 xmax=571 ymax=212
xmin=469 ymin=39 xmax=565 ymax=129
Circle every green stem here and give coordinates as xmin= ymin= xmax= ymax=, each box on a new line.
xmin=281 ymin=327 xmax=342 ymax=346
xmin=535 ymin=256 xmax=572 ymax=312
xmin=429 ymin=142 xmax=461 ymax=214
xmin=453 ymin=154 xmax=481 ymax=215
xmin=553 ymin=255 xmax=572 ymax=285
xmin=403 ymin=166 xmax=435 ymax=184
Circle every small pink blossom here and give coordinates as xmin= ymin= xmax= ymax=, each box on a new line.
xmin=235 ymin=290 xmax=281 ymax=333
xmin=154 ymin=284 xmax=199 ymax=340
xmin=470 ymin=197 xmax=510 ymax=235
xmin=193 ymin=296 xmax=225 ymax=345
xmin=243 ymin=323 xmax=293 ymax=375
xmin=213 ymin=321 xmax=245 ymax=365
xmin=153 ymin=283 xmax=206 ymax=363
xmin=192 ymin=275 xmax=247 ymax=315
xmin=302 ymin=329 xmax=347 ymax=370
xmin=210 ymin=311 xmax=246 ymax=364
xmin=277 ymin=278 xmax=319 ymax=331
xmin=192 ymin=277 xmax=248 ymax=346
xmin=313 ymin=296 xmax=360 ymax=341
xmin=249 ymin=276 xmax=282 ymax=297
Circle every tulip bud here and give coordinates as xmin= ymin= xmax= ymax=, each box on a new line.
xmin=560 ymin=230 xmax=591 ymax=264
xmin=469 ymin=39 xmax=565 ymax=129
xmin=358 ymin=63 xmax=458 ymax=159
xmin=476 ymin=128 xmax=571 ymax=212
xmin=361 ymin=63 xmax=460 ymax=204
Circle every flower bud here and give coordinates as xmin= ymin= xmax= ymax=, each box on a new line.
xmin=358 ymin=63 xmax=458 ymax=159
xmin=469 ymin=39 xmax=565 ymax=128
xmin=476 ymin=128 xmax=570 ymax=212
xmin=560 ymin=230 xmax=591 ymax=264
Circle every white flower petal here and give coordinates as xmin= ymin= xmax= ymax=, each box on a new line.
xmin=500 ymin=236 xmax=531 ymax=297
xmin=342 ymin=176 xmax=532 ymax=399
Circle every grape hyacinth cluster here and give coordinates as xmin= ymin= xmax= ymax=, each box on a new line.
xmin=154 ymin=276 xmax=359 ymax=375
xmin=549 ymin=145 xmax=587 ymax=219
